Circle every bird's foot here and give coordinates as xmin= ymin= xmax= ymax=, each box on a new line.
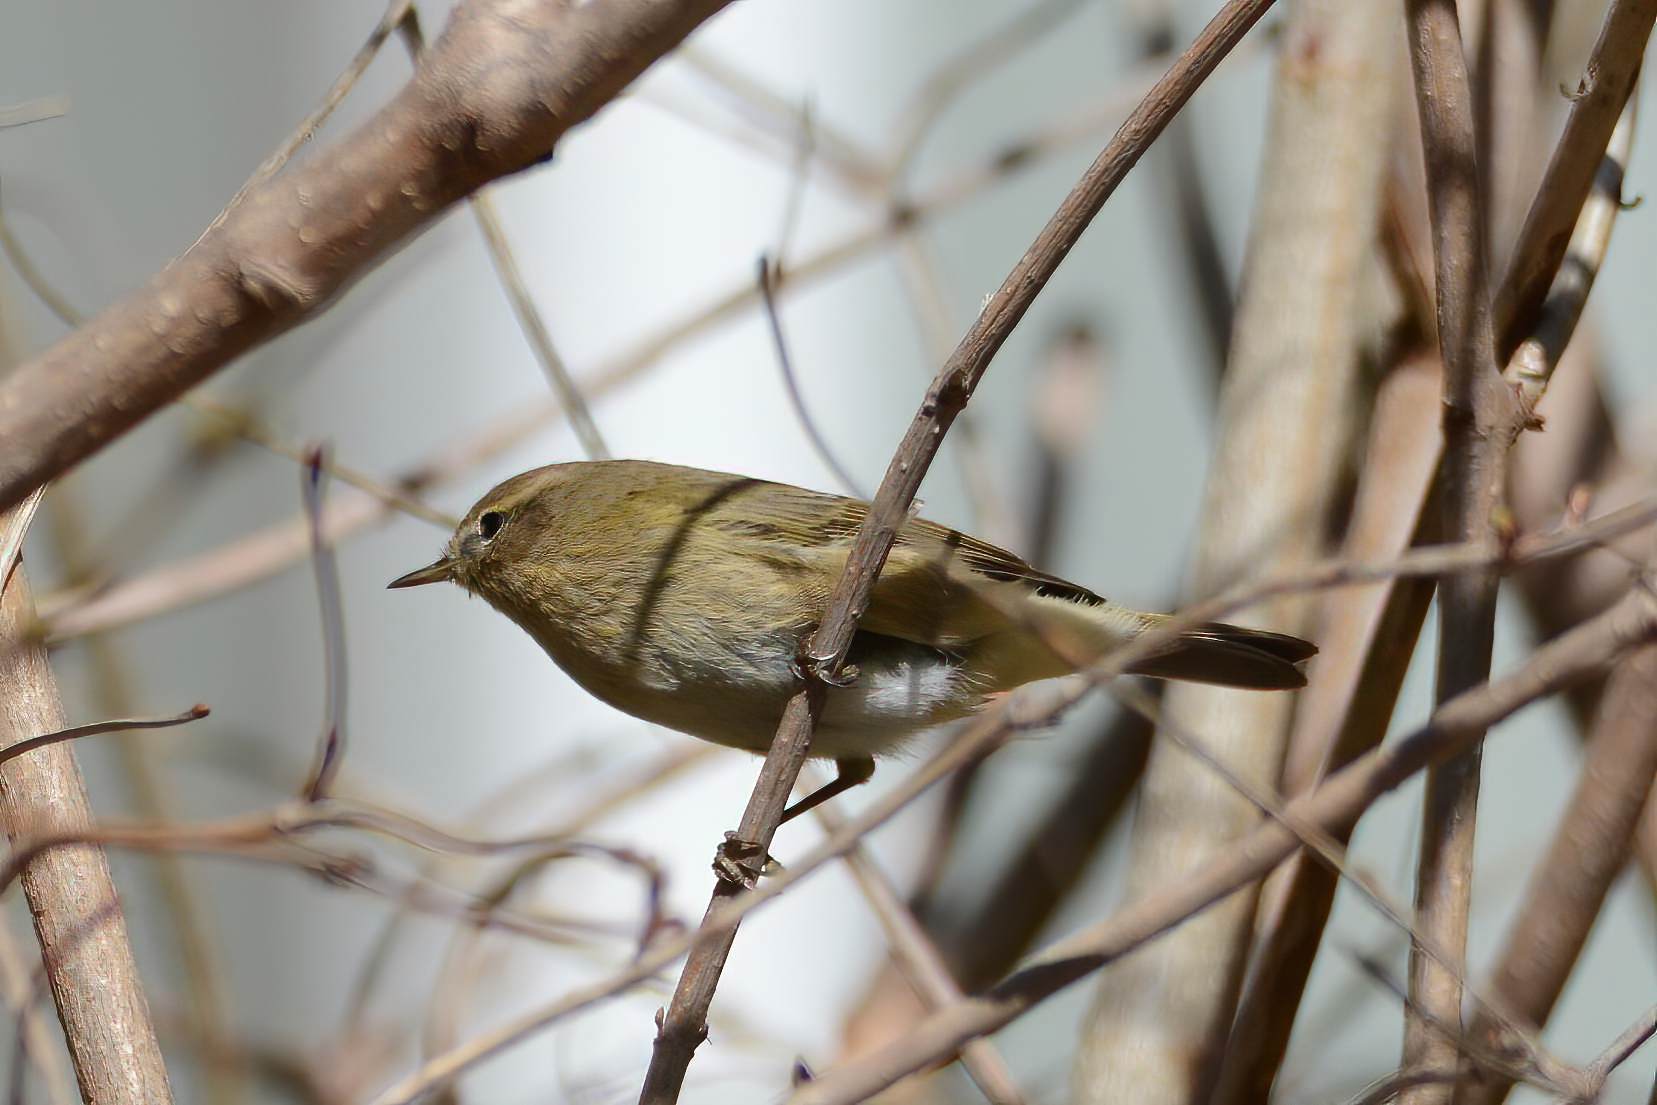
xmin=790 ymin=635 xmax=859 ymax=686
xmin=713 ymin=832 xmax=782 ymax=889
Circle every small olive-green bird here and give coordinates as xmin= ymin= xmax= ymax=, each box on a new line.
xmin=390 ymin=460 xmax=1314 ymax=819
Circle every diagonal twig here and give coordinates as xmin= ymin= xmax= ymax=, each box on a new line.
xmin=806 ymin=781 xmax=1026 ymax=1105
xmin=1493 ymin=0 xmax=1656 ymax=356
xmin=785 ymin=579 xmax=1657 ymax=1105
xmin=1462 ymin=643 xmax=1657 ymax=1105
xmin=637 ymin=1 xmax=1283 ymax=1100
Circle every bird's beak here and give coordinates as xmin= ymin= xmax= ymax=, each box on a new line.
xmin=387 ymin=557 xmax=457 ymax=589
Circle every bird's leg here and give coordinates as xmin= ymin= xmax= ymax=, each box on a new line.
xmin=781 ymin=756 xmax=876 ymax=823
xmin=712 ymin=758 xmax=876 ymax=888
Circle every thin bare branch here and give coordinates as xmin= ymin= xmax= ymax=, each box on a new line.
xmin=785 ymin=581 xmax=1657 ymax=1105
xmin=808 ymin=784 xmax=1026 ymax=1105
xmin=0 ymin=180 xmax=81 ymax=328
xmin=886 ymin=0 xmax=1091 ymax=181
xmin=1494 ymin=0 xmax=1656 ymax=354
xmin=340 ymin=742 xmax=709 ymax=1035
xmin=300 ymin=450 xmax=348 ymax=802
xmin=757 ymin=258 xmax=864 ymax=498
xmin=1402 ymin=2 xmax=1516 ymax=1097
xmin=369 ymin=505 xmax=1657 ymax=1104
xmin=1504 ymin=89 xmax=1638 ymax=418
xmin=1461 ymin=642 xmax=1657 ymax=1105
xmin=641 ymin=2 xmax=1281 ymax=1099
xmin=0 ymin=705 xmax=209 ymax=769
xmin=1343 ymin=1068 xmax=1466 ymax=1105
xmin=185 ymin=395 xmax=457 ymax=528
xmin=397 ymin=10 xmax=611 ymax=461
xmin=0 ymin=796 xmax=665 ymax=948
xmin=1584 ymin=1004 xmax=1657 ymax=1090
xmin=673 ymin=44 xmax=881 ymax=193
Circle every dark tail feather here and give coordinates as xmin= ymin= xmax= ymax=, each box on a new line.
xmin=1127 ymin=622 xmax=1317 ymax=690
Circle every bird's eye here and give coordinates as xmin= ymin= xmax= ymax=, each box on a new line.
xmin=477 ymin=511 xmax=506 ymax=542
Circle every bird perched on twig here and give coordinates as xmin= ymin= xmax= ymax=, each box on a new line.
xmin=391 ymin=460 xmax=1315 ymax=823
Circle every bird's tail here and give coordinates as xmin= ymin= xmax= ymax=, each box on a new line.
xmin=1125 ymin=617 xmax=1316 ymax=690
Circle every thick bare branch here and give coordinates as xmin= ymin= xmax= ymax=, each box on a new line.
xmin=1213 ymin=353 xmax=1444 ymax=1104
xmin=1074 ymin=2 xmax=1396 ymax=1100
xmin=0 ymin=524 xmax=173 ymax=1104
xmin=37 ymin=485 xmax=243 ymax=1105
xmin=0 ymin=0 xmax=734 ymax=515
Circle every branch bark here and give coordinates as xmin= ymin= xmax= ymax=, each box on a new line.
xmin=0 ymin=542 xmax=173 ymax=1104
xmin=637 ymin=1 xmax=1282 ymax=1099
xmin=0 ymin=0 xmax=735 ymax=515
xmin=1401 ymin=4 xmax=1518 ymax=1100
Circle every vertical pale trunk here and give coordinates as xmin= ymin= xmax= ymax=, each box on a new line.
xmin=0 ymin=563 xmax=175 ymax=1105
xmin=1071 ymin=3 xmax=1399 ymax=1101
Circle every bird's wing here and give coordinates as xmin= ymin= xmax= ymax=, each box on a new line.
xmin=712 ymin=479 xmax=1106 ymax=650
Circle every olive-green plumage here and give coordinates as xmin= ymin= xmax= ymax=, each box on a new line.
xmin=390 ymin=460 xmax=1315 ymax=762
